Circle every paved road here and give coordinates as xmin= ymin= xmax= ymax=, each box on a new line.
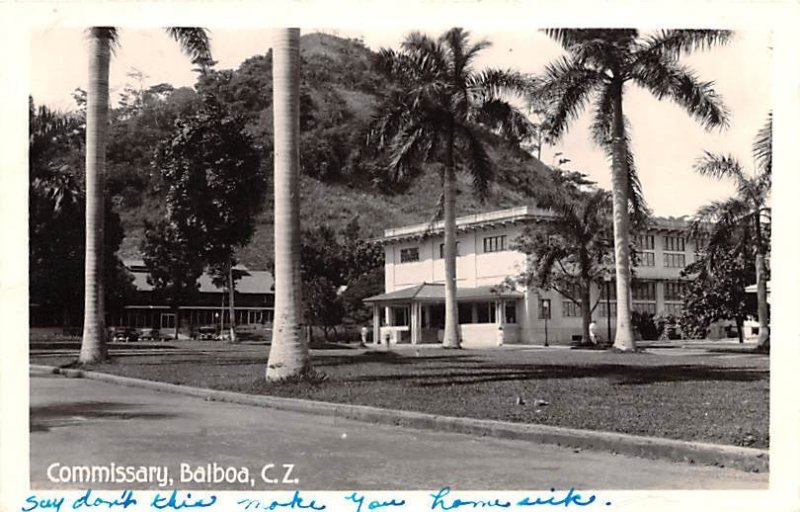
xmin=30 ymin=370 xmax=767 ymax=491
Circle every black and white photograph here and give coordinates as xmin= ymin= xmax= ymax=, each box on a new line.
xmin=3 ymin=1 xmax=800 ymax=511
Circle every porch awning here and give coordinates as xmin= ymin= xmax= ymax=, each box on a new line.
xmin=363 ymin=282 xmax=523 ymax=304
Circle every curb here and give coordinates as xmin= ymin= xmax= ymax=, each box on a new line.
xmin=30 ymin=364 xmax=768 ymax=473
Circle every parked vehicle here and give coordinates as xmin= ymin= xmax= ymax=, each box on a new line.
xmin=196 ymin=326 xmax=218 ymax=341
xmin=111 ymin=327 xmax=139 ymax=343
xmin=139 ymin=328 xmax=160 ymax=341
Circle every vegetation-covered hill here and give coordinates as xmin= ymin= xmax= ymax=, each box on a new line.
xmin=106 ymin=32 xmax=556 ymax=269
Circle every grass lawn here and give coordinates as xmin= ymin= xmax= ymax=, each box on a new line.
xmin=31 ymin=341 xmax=769 ymax=449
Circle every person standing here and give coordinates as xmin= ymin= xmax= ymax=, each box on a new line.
xmin=589 ymin=319 xmax=598 ymax=345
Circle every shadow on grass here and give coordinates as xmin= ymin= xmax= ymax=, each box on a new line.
xmin=30 ymin=401 xmax=177 ymax=433
xmin=343 ymin=363 xmax=768 ymax=387
xmin=313 ymin=351 xmax=485 ymax=368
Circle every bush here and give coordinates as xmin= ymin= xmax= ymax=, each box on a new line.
xmin=654 ymin=313 xmax=681 ymax=340
xmin=631 ymin=311 xmax=659 ymax=340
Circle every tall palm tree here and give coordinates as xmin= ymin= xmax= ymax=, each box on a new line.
xmin=368 ymin=28 xmax=534 ymax=348
xmin=532 ymin=29 xmax=731 ymax=350
xmin=692 ymin=113 xmax=771 ymax=350
xmin=79 ymin=27 xmax=211 ymax=364
xmin=266 ymin=28 xmax=310 ymax=380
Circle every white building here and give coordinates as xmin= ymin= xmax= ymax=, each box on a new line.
xmin=365 ymin=206 xmax=702 ymax=347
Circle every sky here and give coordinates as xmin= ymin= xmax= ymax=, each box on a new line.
xmin=30 ymin=27 xmax=773 ymax=218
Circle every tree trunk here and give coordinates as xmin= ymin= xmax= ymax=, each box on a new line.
xmin=581 ymin=285 xmax=591 ymax=344
xmin=267 ymin=28 xmax=310 ymax=380
xmin=609 ymin=82 xmax=636 ymax=351
xmin=736 ymin=316 xmax=744 ymax=344
xmin=755 ymin=253 xmax=769 ymax=350
xmin=228 ymin=260 xmax=238 ymax=343
xmin=441 ymin=122 xmax=460 ymax=348
xmin=79 ymin=28 xmax=111 ymax=364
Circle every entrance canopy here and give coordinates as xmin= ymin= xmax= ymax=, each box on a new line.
xmin=363 ymin=282 xmax=523 ymax=304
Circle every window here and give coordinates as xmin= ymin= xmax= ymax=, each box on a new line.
xmin=599 ymin=280 xmax=616 ymax=300
xmin=483 ymin=235 xmax=507 ymax=253
xmin=399 ymin=247 xmax=419 ymax=263
xmin=458 ymin=303 xmax=473 ymax=324
xmin=632 ymin=281 xmax=656 ymax=301
xmin=504 ymin=301 xmax=517 ymax=324
xmin=637 ymin=235 xmax=655 ymax=250
xmin=664 ymin=282 xmax=686 ymax=301
xmin=438 ymin=242 xmax=461 ymax=258
xmin=392 ymin=306 xmax=409 ymax=326
xmin=560 ymin=282 xmax=583 ymax=301
xmin=663 ymin=236 xmax=685 ymax=252
xmin=562 ymin=301 xmax=581 ymax=317
xmin=598 ymin=302 xmax=617 ymax=318
xmin=664 ymin=253 xmax=686 ymax=268
xmin=640 ymin=252 xmax=655 ymax=266
xmin=633 ymin=302 xmax=656 ymax=314
xmin=476 ymin=302 xmax=496 ymax=324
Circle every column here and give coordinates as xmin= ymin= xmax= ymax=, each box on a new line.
xmin=410 ymin=302 xmax=419 ymax=345
xmin=372 ymin=304 xmax=381 ymax=344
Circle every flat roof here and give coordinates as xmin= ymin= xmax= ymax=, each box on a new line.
xmin=380 ymin=205 xmax=695 ymax=243
xmin=382 ymin=205 xmax=555 ymax=242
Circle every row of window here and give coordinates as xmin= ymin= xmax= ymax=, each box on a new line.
xmin=559 ymin=280 xmax=686 ymax=318
xmin=398 ymin=235 xmax=508 ymax=263
xmin=391 ymin=302 xmax=518 ymax=326
xmin=637 ymin=251 xmax=686 ymax=268
xmin=401 ymin=235 xmax=696 ymax=265
xmin=566 ymin=301 xmax=683 ymax=318
xmin=637 ymin=235 xmax=688 ymax=252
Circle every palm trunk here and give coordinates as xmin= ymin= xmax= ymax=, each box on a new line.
xmin=581 ymin=285 xmax=591 ymax=343
xmin=442 ymin=121 xmax=460 ymax=348
xmin=79 ymin=28 xmax=111 ymax=364
xmin=228 ymin=260 xmax=238 ymax=343
xmin=267 ymin=28 xmax=310 ymax=380
xmin=609 ymin=82 xmax=635 ymax=351
xmin=755 ymin=253 xmax=769 ymax=350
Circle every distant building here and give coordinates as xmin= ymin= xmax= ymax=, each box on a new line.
xmin=116 ymin=260 xmax=274 ymax=338
xmin=365 ymin=206 xmax=702 ymax=347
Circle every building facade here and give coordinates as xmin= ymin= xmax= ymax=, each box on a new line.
xmin=365 ymin=206 xmax=702 ymax=347
xmin=114 ymin=260 xmax=274 ymax=338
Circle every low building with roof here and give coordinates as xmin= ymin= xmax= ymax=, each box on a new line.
xmin=117 ymin=259 xmax=274 ymax=338
xmin=365 ymin=205 xmax=704 ymax=347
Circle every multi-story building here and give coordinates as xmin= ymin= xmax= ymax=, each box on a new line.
xmin=364 ymin=206 xmax=702 ymax=347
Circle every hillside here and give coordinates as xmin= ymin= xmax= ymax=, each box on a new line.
xmin=115 ymin=32 xmax=557 ymax=269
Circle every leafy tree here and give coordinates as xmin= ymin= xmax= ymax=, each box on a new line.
xmin=512 ymin=188 xmax=614 ymax=343
xmin=80 ymin=26 xmax=211 ymax=363
xmin=691 ymin=112 xmax=771 ymax=350
xmin=680 ymin=239 xmax=757 ymax=343
xmin=368 ymin=27 xmax=534 ymax=348
xmin=143 ymin=95 xmax=264 ymax=340
xmin=531 ymin=29 xmax=731 ymax=351
xmin=29 ymin=100 xmax=132 ymax=328
xmin=299 ymin=220 xmax=383 ymax=341
xmin=141 ymin=220 xmax=205 ymax=338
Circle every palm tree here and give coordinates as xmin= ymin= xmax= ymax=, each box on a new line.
xmin=79 ymin=27 xmax=211 ymax=364
xmin=692 ymin=113 xmax=771 ymax=350
xmin=515 ymin=188 xmax=614 ymax=344
xmin=266 ymin=28 xmax=311 ymax=380
xmin=368 ymin=28 xmax=534 ymax=348
xmin=532 ymin=29 xmax=731 ymax=350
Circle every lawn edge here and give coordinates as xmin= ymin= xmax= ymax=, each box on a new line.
xmin=30 ymin=364 xmax=768 ymax=473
